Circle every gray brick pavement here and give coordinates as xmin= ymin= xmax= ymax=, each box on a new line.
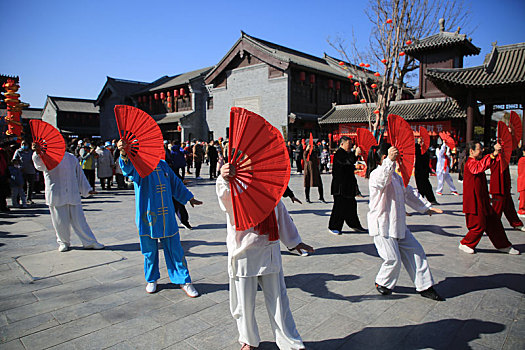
xmin=0 ymin=164 xmax=523 ymax=349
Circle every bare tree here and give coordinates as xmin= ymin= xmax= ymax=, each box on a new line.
xmin=329 ymin=0 xmax=472 ymax=137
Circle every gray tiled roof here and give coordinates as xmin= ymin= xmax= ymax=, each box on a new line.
xmin=140 ymin=67 xmax=213 ymax=93
xmin=108 ymin=77 xmax=150 ymax=96
xmin=404 ymin=31 xmax=480 ymax=58
xmin=48 ymin=96 xmax=99 ymax=114
xmin=426 ymin=42 xmax=525 ymax=88
xmin=319 ymin=97 xmax=465 ymax=125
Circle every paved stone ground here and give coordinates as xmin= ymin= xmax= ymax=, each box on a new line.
xmin=0 ymin=163 xmax=523 ymax=350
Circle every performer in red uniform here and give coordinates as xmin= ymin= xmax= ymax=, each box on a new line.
xmin=459 ymin=141 xmax=520 ymax=255
xmin=489 ymin=156 xmax=525 ymax=231
xmin=518 ymin=147 xmax=525 ymax=217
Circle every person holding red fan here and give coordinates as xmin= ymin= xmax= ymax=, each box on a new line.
xmin=518 ymin=146 xmax=525 ymax=218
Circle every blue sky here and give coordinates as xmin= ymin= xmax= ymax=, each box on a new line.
xmin=1 ymin=0 xmax=524 ymax=108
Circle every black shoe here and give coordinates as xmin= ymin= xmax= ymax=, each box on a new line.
xmin=319 ymin=198 xmax=327 ymax=203
xmin=182 ymin=222 xmax=192 ymax=230
xmin=352 ymin=226 xmax=367 ymax=233
xmin=375 ymin=283 xmax=392 ymax=295
xmin=419 ymin=286 xmax=445 ymax=301
xmin=430 ymin=201 xmax=440 ymax=205
xmin=305 ymin=199 xmax=311 ymax=203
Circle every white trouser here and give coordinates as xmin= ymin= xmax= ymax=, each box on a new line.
xmin=230 ymin=270 xmax=304 ymax=349
xmin=49 ymin=204 xmax=98 ymax=247
xmin=373 ymin=230 xmax=434 ymax=292
xmin=436 ymin=171 xmax=457 ymax=193
xmin=11 ymin=186 xmax=26 ymax=207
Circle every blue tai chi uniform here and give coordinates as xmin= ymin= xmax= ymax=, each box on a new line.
xmin=120 ymin=158 xmax=194 ymax=284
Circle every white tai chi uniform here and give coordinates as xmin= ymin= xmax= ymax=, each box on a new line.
xmin=216 ymin=176 xmax=304 ymax=350
xmin=33 ymin=152 xmax=99 ymax=247
xmin=436 ymin=143 xmax=457 ymax=194
xmin=368 ymin=157 xmax=434 ymax=292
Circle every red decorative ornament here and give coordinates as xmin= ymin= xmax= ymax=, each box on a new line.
xmin=174 ymin=90 xmax=179 ymax=97
xmin=359 ymin=63 xmax=365 ymax=67
xmin=177 ymin=125 xmax=182 ymax=132
xmin=371 ymin=83 xmax=378 ymax=88
xmin=167 ymin=91 xmax=171 ymax=97
xmin=373 ymin=109 xmax=380 ymax=114
xmin=347 ymin=74 xmax=353 ymax=79
xmin=360 ymin=98 xmax=366 ymax=103
xmin=160 ymin=92 xmax=165 ymax=100
xmin=335 ymin=81 xmax=341 ymax=90
xmin=154 ymin=93 xmax=159 ymax=100
xmin=381 ymin=59 xmax=387 ymax=64
xmin=180 ymin=88 xmax=185 ymax=96
xmin=365 ymin=63 xmax=370 ymax=68
xmin=149 ymin=95 xmax=153 ymax=102
xmin=353 ymin=91 xmax=359 ymax=96
xmin=299 ymin=72 xmax=306 ymax=81
xmin=406 ymin=40 xmax=413 ymax=45
xmin=374 ymin=72 xmax=381 ymax=77
xmin=328 ymin=79 xmax=334 ymax=89
xmin=354 ymin=82 xmax=360 ymax=87
xmin=309 ymin=74 xmax=316 ymax=84
xmin=386 ymin=18 xmax=393 ymax=24
xmin=338 ymin=61 xmax=345 ymax=66
xmin=399 ymin=52 xmax=405 ymax=56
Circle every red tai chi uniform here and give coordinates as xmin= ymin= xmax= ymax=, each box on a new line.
xmin=461 ymin=155 xmax=512 ymax=249
xmin=518 ymin=157 xmax=525 ymax=215
xmin=489 ymin=159 xmax=523 ymax=228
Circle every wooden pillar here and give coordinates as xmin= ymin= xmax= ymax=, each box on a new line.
xmin=484 ymin=104 xmax=493 ymax=146
xmin=466 ymin=91 xmax=474 ymax=143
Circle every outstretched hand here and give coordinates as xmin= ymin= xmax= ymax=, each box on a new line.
xmin=189 ymin=198 xmax=203 ymax=207
xmin=426 ymin=207 xmax=443 ymax=216
xmin=293 ymin=242 xmax=314 ymax=256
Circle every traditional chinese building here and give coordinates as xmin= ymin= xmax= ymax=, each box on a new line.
xmin=320 ymin=19 xmax=481 ymax=143
xmin=41 ymin=96 xmax=100 ymax=139
xmin=204 ymin=31 xmax=376 ymax=141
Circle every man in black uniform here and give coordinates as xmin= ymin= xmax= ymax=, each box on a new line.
xmin=414 ymin=138 xmax=438 ymax=205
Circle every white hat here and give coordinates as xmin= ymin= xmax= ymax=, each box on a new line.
xmin=78 ymin=140 xmax=83 ymax=145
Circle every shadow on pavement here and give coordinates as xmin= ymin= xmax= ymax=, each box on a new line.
xmin=192 ymin=223 xmax=227 ymax=230
xmin=181 ymin=239 xmax=227 ymax=257
xmin=433 ymin=273 xmax=525 ymax=298
xmin=288 ymin=209 xmax=331 ymax=216
xmin=312 ymin=244 xmax=379 ymax=258
xmin=408 ymin=224 xmax=463 ymax=237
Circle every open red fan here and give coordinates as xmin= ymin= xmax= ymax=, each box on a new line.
xmin=509 ymin=111 xmax=522 ymax=150
xmin=114 ymin=105 xmax=164 ymax=178
xmin=356 ymin=128 xmax=378 ymax=158
xmin=419 ymin=126 xmax=430 ymax=155
xmin=439 ymin=131 xmax=456 ymax=150
xmin=306 ymin=133 xmax=314 ymax=161
xmin=497 ymin=121 xmax=513 ymax=172
xmin=228 ymin=107 xmax=291 ymax=231
xmin=29 ymin=120 xmax=65 ymax=171
xmin=387 ymin=114 xmax=415 ymax=187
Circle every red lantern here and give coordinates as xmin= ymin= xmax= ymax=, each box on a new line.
xmin=309 ymin=74 xmax=316 ymax=84
xmin=299 ymin=71 xmax=306 ymax=81
xmin=335 ymin=81 xmax=341 ymax=90
xmin=177 ymin=125 xmax=182 ymax=132
xmin=338 ymin=61 xmax=345 ymax=66
xmin=365 ymin=63 xmax=370 ymax=68
xmin=360 ymin=99 xmax=366 ymax=103
xmin=167 ymin=91 xmax=171 ymax=97
xmin=373 ymin=110 xmax=380 ymax=114
xmin=374 ymin=72 xmax=381 ymax=77
xmin=160 ymin=92 xmax=166 ymax=100
xmin=154 ymin=93 xmax=159 ymax=100
xmin=347 ymin=74 xmax=353 ymax=79
xmin=180 ymin=88 xmax=185 ymax=96
xmin=174 ymin=90 xmax=179 ymax=97
xmin=371 ymin=83 xmax=378 ymax=88
xmin=359 ymin=62 xmax=365 ymax=67
xmin=137 ymin=96 xmax=142 ymax=103
xmin=328 ymin=133 xmax=332 ymax=140
xmin=386 ymin=19 xmax=393 ymax=24
xmin=399 ymin=52 xmax=405 ymax=56
xmin=328 ymin=79 xmax=334 ymax=89
xmin=381 ymin=59 xmax=387 ymax=64
xmin=149 ymin=95 xmax=153 ymax=102
xmin=353 ymin=91 xmax=359 ymax=96
xmin=406 ymin=40 xmax=412 ymax=45
xmin=354 ymin=82 xmax=360 ymax=87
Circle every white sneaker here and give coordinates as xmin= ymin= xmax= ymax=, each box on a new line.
xmin=181 ymin=283 xmax=199 ymax=298
xmin=518 ymin=213 xmax=525 ymax=218
xmin=196 ymin=176 xmax=203 ymax=180
xmin=497 ymin=246 xmax=521 ymax=255
xmin=83 ymin=242 xmax=105 ymax=250
xmin=514 ymin=225 xmax=525 ymax=231
xmin=146 ymin=281 xmax=157 ymax=293
xmin=328 ymin=229 xmax=342 ymax=235
xmin=521 ymin=226 xmax=525 ymax=232
xmin=58 ymin=243 xmax=69 ymax=252
xmin=458 ymin=243 xmax=475 ymax=254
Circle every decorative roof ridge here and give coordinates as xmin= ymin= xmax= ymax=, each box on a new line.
xmin=47 ymin=96 xmax=96 ymax=102
xmin=107 ymin=77 xmax=150 ymax=85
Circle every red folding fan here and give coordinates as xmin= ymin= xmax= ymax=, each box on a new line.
xmin=439 ymin=131 xmax=456 ymax=150
xmin=497 ymin=121 xmax=513 ymax=172
xmin=387 ymin=114 xmax=415 ymax=187
xmin=228 ymin=107 xmax=291 ymax=231
xmin=509 ymin=111 xmax=522 ymax=150
xmin=114 ymin=105 xmax=164 ymax=178
xmin=419 ymin=126 xmax=430 ymax=155
xmin=356 ymin=127 xmax=378 ymax=158
xmin=306 ymin=133 xmax=314 ymax=161
xmin=29 ymin=120 xmax=66 ymax=171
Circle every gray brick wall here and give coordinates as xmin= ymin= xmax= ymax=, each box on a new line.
xmin=206 ymin=63 xmax=289 ymax=140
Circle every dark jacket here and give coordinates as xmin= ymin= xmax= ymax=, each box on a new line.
xmin=414 ymin=144 xmax=430 ymax=178
xmin=330 ymin=148 xmax=357 ymax=197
